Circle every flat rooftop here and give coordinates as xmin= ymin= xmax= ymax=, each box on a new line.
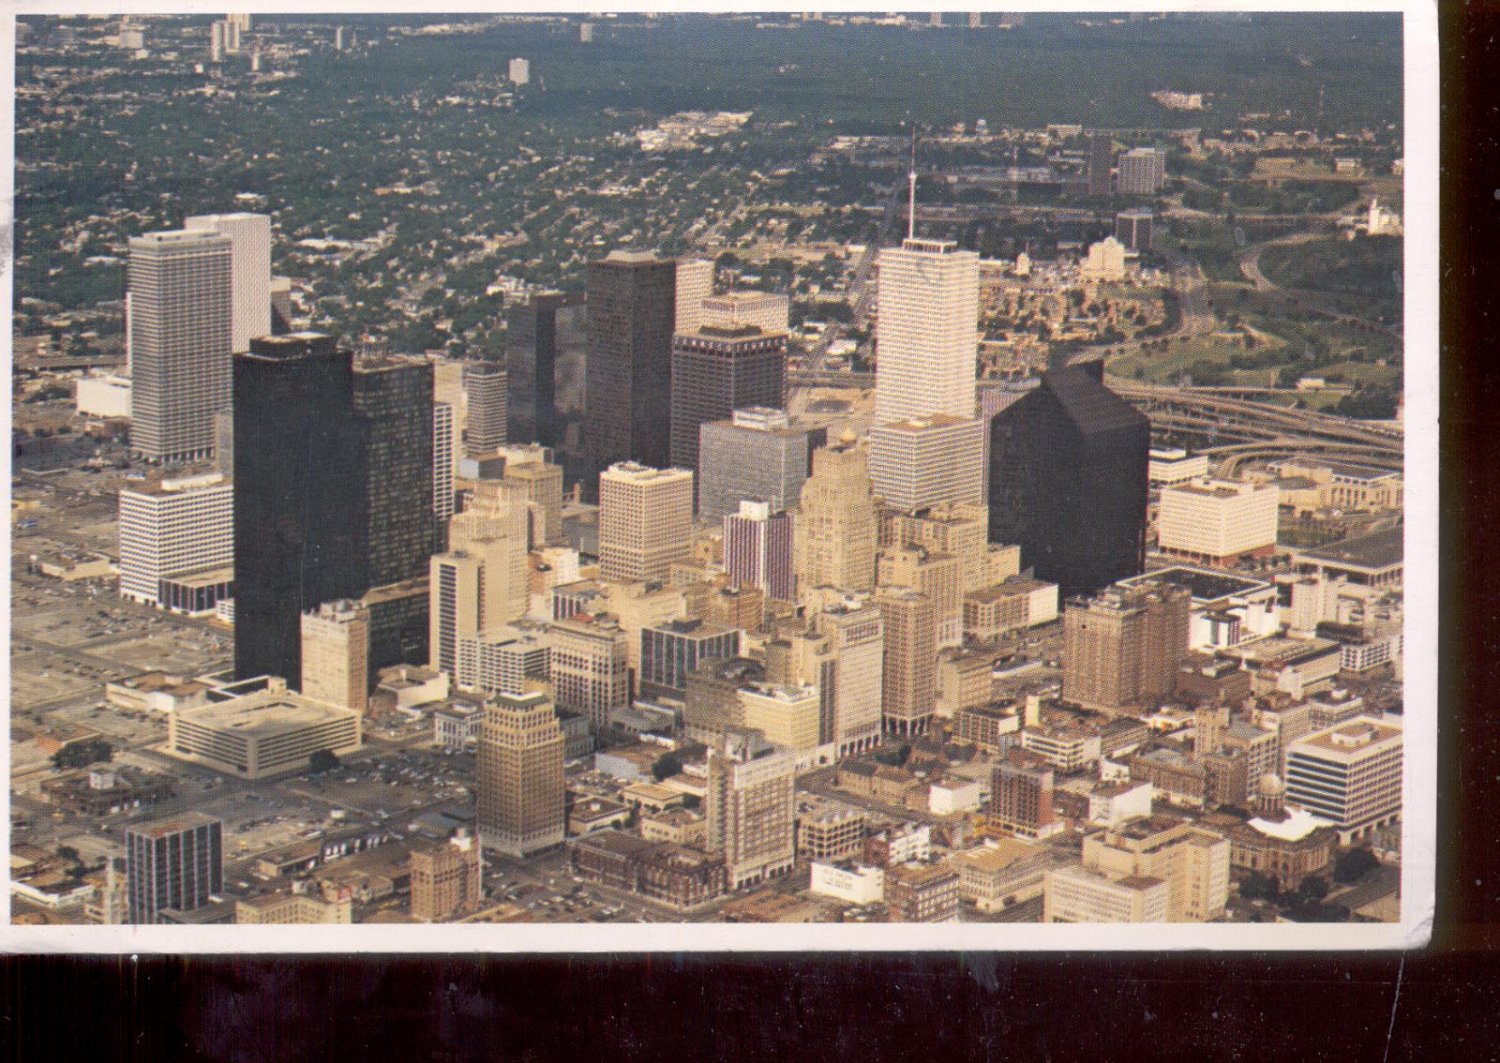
xmin=954 ymin=839 xmax=1039 ymax=872
xmin=966 ymin=578 xmax=1054 ymax=603
xmin=1297 ymin=525 xmax=1404 ymax=571
xmin=127 ymin=811 xmax=222 ymax=839
xmin=1127 ymin=566 xmax=1270 ymax=603
xmin=175 ymin=689 xmax=359 ymax=736
xmin=1294 ymin=717 xmax=1402 ymax=758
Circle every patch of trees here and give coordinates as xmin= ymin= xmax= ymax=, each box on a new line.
xmin=51 ymin=739 xmax=113 ymax=770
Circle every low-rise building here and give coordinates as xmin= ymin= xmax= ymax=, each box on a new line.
xmin=962 ymin=578 xmax=1059 ymax=642
xmin=1087 ymin=779 xmax=1154 ymax=829
xmin=884 ymin=861 xmax=960 ymax=923
xmin=863 ymin=823 xmax=932 ymax=868
xmin=1220 ymin=636 xmax=1341 ymax=700
xmin=105 ymin=672 xmax=211 ymax=714
xmin=166 ymin=678 xmax=363 ymax=780
xmin=1044 ymin=864 xmax=1169 ymax=923
xmin=567 ymin=796 xmax=632 ymax=837
xmin=953 ymin=702 xmax=1023 ymax=752
xmin=928 ymin=775 xmax=983 ymax=815
xmin=39 ymin=767 xmax=174 ymax=816
xmin=952 ymin=839 xmax=1052 ymax=913
xmin=810 ymin=860 xmax=885 ymax=906
xmin=797 ymin=804 xmax=868 ymax=861
xmin=1020 ymin=723 xmax=1102 ymax=774
xmin=1129 ymin=744 xmax=1207 ymax=808
xmin=1284 ymin=717 xmax=1402 ymax=843
xmin=640 ymin=807 xmax=707 ymax=847
xmin=236 ymin=891 xmax=353 ymax=925
xmin=567 ymin=830 xmax=727 ymax=910
xmin=1227 ymin=807 xmax=1337 ymax=888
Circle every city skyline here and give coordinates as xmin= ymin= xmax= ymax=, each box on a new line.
xmin=7 ymin=9 xmax=1432 ymax=948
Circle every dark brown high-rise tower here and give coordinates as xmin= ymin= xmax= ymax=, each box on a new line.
xmin=584 ymin=250 xmax=676 ymax=493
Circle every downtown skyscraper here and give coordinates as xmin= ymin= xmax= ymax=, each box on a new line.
xmin=232 ymin=333 xmax=364 ymax=684
xmin=183 ymin=211 xmax=272 ymax=353
xmin=987 ymin=362 xmax=1150 ymax=598
xmin=352 ymin=356 xmax=435 ymax=589
xmin=584 ymin=250 xmax=677 ymax=487
xmin=669 ymin=324 xmax=786 ymax=477
xmin=128 ymin=229 xmax=233 ymax=462
xmin=477 ymin=689 xmax=566 ymax=857
xmin=873 ymin=238 xmax=980 ymax=425
xmin=505 ymin=290 xmax=576 ymax=448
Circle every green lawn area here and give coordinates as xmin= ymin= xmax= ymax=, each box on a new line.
xmin=1108 ymin=281 xmax=1402 ymax=388
xmin=1109 ymin=333 xmax=1257 ymax=385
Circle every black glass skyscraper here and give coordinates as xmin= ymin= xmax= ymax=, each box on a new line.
xmin=233 ymin=333 xmax=365 ymax=684
xmin=506 ymin=290 xmax=570 ymax=448
xmin=353 ymin=356 xmax=435 ymax=589
xmin=987 ymin=361 xmax=1149 ymax=598
xmin=584 ymin=250 xmax=676 ymax=493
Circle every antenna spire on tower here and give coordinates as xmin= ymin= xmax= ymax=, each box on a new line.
xmin=907 ymin=125 xmax=918 ymax=242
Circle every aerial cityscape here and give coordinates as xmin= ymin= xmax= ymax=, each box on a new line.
xmin=10 ymin=11 xmax=1408 ymax=931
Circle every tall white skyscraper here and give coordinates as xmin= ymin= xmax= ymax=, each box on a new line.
xmin=184 ymin=212 xmax=272 ymax=353
xmin=509 ymin=57 xmax=531 ymax=85
xmin=117 ymin=472 xmax=234 ymax=610
xmin=675 ymin=258 xmax=715 ymax=334
xmin=868 ymin=413 xmax=986 ymax=511
xmin=128 ymin=229 xmax=233 ymax=462
xmin=873 ymin=239 xmax=980 ymax=424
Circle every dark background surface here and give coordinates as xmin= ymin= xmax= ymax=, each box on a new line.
xmin=4 ymin=6 xmax=1499 ymax=1058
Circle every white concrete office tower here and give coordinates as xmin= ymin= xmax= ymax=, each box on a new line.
xmin=184 ymin=213 xmax=272 ymax=353
xmin=1157 ymin=478 xmax=1280 ymax=564
xmin=702 ymin=292 xmax=790 ymax=334
xmin=457 ymin=626 xmax=550 ymax=697
xmin=874 ymin=238 xmax=980 ymax=424
xmin=509 ymin=57 xmax=531 ymax=85
xmin=430 ymin=356 xmax=466 ymax=476
xmin=128 ymin=229 xmax=233 ymax=462
xmin=433 ymin=401 xmax=455 ymax=548
xmin=867 ymin=413 xmax=986 ymax=511
xmin=118 ymin=472 xmax=234 ymax=609
xmin=210 ymin=21 xmax=226 ymax=62
xmin=1284 ymin=717 xmax=1403 ymax=843
xmin=463 ymin=362 xmax=507 ymax=455
xmin=300 ymin=600 xmax=370 ymax=713
xmin=675 ymin=258 xmax=715 ymax=334
xmin=598 ymin=462 xmax=694 ymax=584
